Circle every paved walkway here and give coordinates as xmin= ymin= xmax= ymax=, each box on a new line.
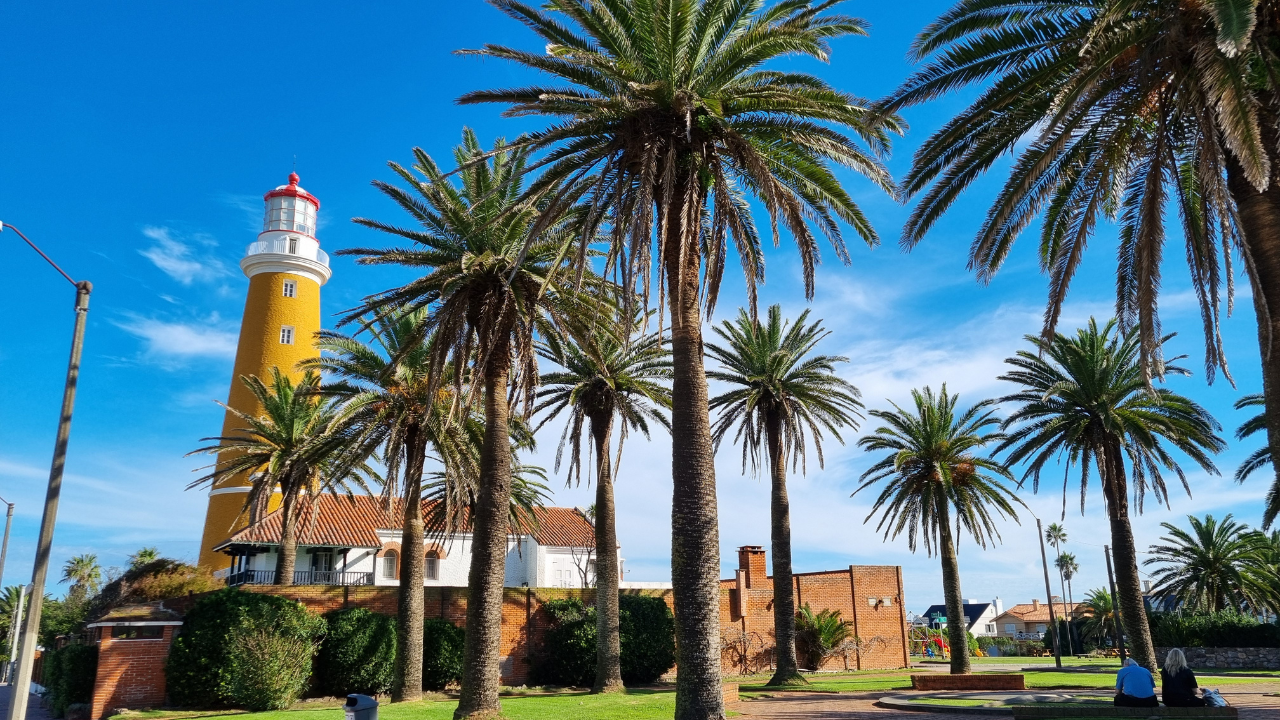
xmin=738 ymin=683 xmax=1280 ymax=720
xmin=0 ymin=683 xmax=53 ymax=720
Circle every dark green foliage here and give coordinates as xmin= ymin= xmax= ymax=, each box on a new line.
xmin=165 ymin=589 xmax=324 ymax=708
xmin=226 ymin=614 xmax=323 ymax=711
xmin=43 ymin=644 xmax=97 ymax=718
xmin=315 ymin=608 xmax=397 ymax=697
xmin=617 ymin=594 xmax=676 ymax=685
xmin=532 ymin=595 xmax=676 ymax=687
xmin=421 ymin=618 xmax=464 ymax=691
xmin=40 ymin=596 xmax=89 ymax=648
xmin=1149 ymin=611 xmax=1280 ymax=648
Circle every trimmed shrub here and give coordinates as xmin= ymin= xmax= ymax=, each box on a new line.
xmin=165 ymin=588 xmax=324 ymax=708
xmin=618 ymin=594 xmax=675 ymax=684
xmin=531 ymin=599 xmax=595 ymax=687
xmin=1149 ymin=611 xmax=1280 ymax=648
xmin=315 ymin=608 xmax=396 ymax=697
xmin=43 ymin=644 xmax=98 ymax=718
xmin=227 ymin=614 xmax=322 ymax=711
xmin=422 ymin=618 xmax=464 ymax=691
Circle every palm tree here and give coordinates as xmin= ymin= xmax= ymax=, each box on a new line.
xmin=1056 ymin=552 xmax=1080 ymax=614
xmin=1078 ymin=588 xmax=1119 ymax=650
xmin=61 ymin=555 xmax=101 ymax=601
xmin=881 ymin=0 xmax=1280 ymax=518
xmin=998 ymin=319 xmax=1226 ymax=671
xmin=707 ymin=305 xmax=861 ymax=685
xmin=855 ymin=386 xmax=1023 ymax=675
xmin=794 ymin=604 xmax=854 ymax=672
xmin=535 ymin=322 xmax=672 ymax=693
xmin=1144 ymin=514 xmax=1269 ymax=613
xmin=305 ymin=308 xmax=479 ymax=702
xmin=1044 ymin=523 xmax=1071 ymax=653
xmin=128 ymin=548 xmax=160 ymax=571
xmin=1233 ymin=394 xmax=1280 ymax=529
xmin=1244 ymin=530 xmax=1280 ymax=619
xmin=459 ymin=3 xmax=902 ymax=714
xmin=188 ymin=369 xmax=369 ymax=587
xmin=340 ymin=130 xmax=604 ymax=717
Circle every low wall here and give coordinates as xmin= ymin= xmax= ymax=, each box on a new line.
xmin=911 ymin=674 xmax=1024 ymax=691
xmin=1156 ymin=646 xmax=1280 ymax=670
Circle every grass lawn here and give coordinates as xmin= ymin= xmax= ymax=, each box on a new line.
xmin=109 ymin=690 xmax=709 ymax=720
xmin=738 ymin=672 xmax=914 ymax=695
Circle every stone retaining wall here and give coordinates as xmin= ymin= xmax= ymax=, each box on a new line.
xmin=1155 ymin=646 xmax=1280 ymax=670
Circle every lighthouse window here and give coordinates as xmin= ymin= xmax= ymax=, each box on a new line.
xmin=282 ymin=280 xmax=296 ymax=298
xmin=280 ymin=326 xmax=295 ymax=345
xmin=287 ymin=237 xmax=298 ymax=254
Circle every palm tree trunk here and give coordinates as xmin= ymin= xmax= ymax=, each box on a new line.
xmin=662 ymin=170 xmax=724 ymax=720
xmin=765 ymin=407 xmax=804 ymax=686
xmin=275 ymin=483 xmax=300 ymax=587
xmin=1101 ymin=438 xmax=1156 ymax=673
xmin=1055 ymin=557 xmax=1071 ymax=655
xmin=589 ymin=410 xmax=625 ymax=694
xmin=455 ymin=349 xmax=514 ymax=719
xmin=395 ymin=423 xmax=427 ymax=702
xmin=937 ymin=506 xmax=970 ymax=675
xmin=1226 ymin=114 xmax=1280 ymax=522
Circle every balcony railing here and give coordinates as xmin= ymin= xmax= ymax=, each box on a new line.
xmin=227 ymin=570 xmax=373 ymax=587
xmin=244 ymin=239 xmax=329 ymax=266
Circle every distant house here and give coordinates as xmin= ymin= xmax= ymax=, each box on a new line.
xmin=919 ymin=599 xmax=1004 ymax=637
xmin=991 ymin=598 xmax=1085 ymax=641
xmin=212 ymin=494 xmax=614 ymax=589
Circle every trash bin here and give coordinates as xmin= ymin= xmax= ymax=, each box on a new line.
xmin=345 ymin=694 xmax=377 ymax=720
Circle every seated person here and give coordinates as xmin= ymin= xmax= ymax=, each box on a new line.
xmin=1161 ymin=648 xmax=1206 ymax=707
xmin=1114 ymin=658 xmax=1159 ymax=707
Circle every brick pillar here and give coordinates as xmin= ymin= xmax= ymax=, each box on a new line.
xmin=89 ymin=625 xmax=180 ymax=719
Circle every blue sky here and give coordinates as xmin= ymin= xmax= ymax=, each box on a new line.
xmin=0 ymin=1 xmax=1270 ymax=614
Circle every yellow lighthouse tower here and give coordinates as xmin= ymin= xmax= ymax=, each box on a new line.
xmin=197 ymin=172 xmax=331 ymax=569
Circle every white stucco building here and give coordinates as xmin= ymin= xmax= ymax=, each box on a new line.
xmin=213 ymin=494 xmax=613 ymax=589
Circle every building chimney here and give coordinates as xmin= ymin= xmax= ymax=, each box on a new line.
xmin=1031 ymin=598 xmax=1040 ymax=610
xmin=994 ymin=597 xmax=1004 ymax=615
xmin=737 ymin=546 xmax=767 ymax=589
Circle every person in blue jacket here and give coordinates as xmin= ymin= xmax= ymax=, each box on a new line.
xmin=1114 ymin=658 xmax=1159 ymax=707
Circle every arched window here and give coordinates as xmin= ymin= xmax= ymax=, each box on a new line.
xmin=425 ymin=551 xmax=440 ymax=581
xmin=381 ymin=550 xmax=398 ymax=580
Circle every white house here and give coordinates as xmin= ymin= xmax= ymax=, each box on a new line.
xmin=919 ymin=598 xmax=1005 ymax=637
xmin=213 ymin=494 xmax=612 ymax=589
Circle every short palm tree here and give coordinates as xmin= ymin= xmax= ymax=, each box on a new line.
xmin=128 ymin=547 xmax=160 ymax=571
xmin=1233 ymin=394 xmax=1280 ymax=529
xmin=61 ymin=555 xmax=101 ymax=600
xmin=1144 ymin=514 xmax=1269 ymax=613
xmin=305 ymin=308 xmax=479 ymax=701
xmin=188 ymin=369 xmax=369 ymax=587
xmin=1056 ymin=552 xmax=1080 ymax=616
xmin=1044 ymin=523 xmax=1071 ymax=653
xmin=535 ymin=323 xmax=672 ymax=693
xmin=460 ymin=3 xmax=902 ymax=714
xmin=998 ymin=319 xmax=1226 ymax=671
xmin=707 ymin=305 xmax=861 ymax=686
xmin=855 ymin=386 xmax=1022 ymax=675
xmin=881 ymin=0 xmax=1280 ymax=519
xmin=794 ymin=604 xmax=853 ymax=672
xmin=340 ymin=130 xmax=604 ymax=717
xmin=1078 ymin=588 xmax=1119 ymax=649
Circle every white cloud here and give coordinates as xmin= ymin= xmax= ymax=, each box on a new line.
xmin=114 ymin=313 xmax=238 ymax=360
xmin=138 ymin=226 xmax=228 ymax=285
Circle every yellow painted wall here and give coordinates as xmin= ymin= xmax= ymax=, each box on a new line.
xmin=197 ymin=271 xmax=322 ymax=569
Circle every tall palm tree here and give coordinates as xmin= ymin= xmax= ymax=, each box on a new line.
xmin=340 ymin=130 xmax=604 ymax=718
xmin=535 ymin=322 xmax=672 ymax=693
xmin=1078 ymin=588 xmax=1119 ymax=649
xmin=1233 ymin=393 xmax=1280 ymax=529
xmin=305 ymin=309 xmax=479 ymax=701
xmin=707 ymin=305 xmax=861 ymax=685
xmin=998 ymin=319 xmax=1226 ymax=671
xmin=1144 ymin=514 xmax=1269 ymax=612
xmin=188 ymin=369 xmax=369 ymax=587
xmin=855 ymin=386 xmax=1022 ymax=675
xmin=880 ymin=0 xmax=1280 ymax=519
xmin=459 ymin=3 xmax=902 ymax=714
xmin=1056 ymin=552 xmax=1080 ymax=614
xmin=1044 ymin=523 xmax=1071 ymax=653
xmin=61 ymin=555 xmax=101 ymax=601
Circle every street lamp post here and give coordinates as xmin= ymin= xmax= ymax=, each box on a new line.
xmin=0 ymin=223 xmax=91 ymax=719
xmin=0 ymin=497 xmax=14 ymax=590
xmin=1034 ymin=517 xmax=1063 ymax=669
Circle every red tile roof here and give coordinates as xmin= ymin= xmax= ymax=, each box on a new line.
xmin=214 ymin=494 xmax=595 ymax=551
xmin=994 ymin=601 xmax=1086 ymax=623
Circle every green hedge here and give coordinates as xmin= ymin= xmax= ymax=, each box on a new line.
xmin=531 ymin=594 xmax=676 ymax=687
xmin=227 ymin=614 xmax=323 ymax=711
xmin=165 ymin=589 xmax=324 ymax=707
xmin=1149 ymin=611 xmax=1280 ymax=648
xmin=422 ymin=618 xmax=464 ymax=691
xmin=43 ymin=644 xmax=98 ymax=718
xmin=315 ymin=608 xmax=396 ymax=697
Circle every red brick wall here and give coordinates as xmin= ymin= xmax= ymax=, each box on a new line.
xmin=90 ymin=626 xmax=177 ymax=719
